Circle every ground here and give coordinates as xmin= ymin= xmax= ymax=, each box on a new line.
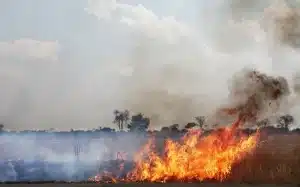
xmin=0 ymin=183 xmax=297 ymax=187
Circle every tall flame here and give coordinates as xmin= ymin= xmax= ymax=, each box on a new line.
xmin=127 ymin=123 xmax=258 ymax=182
xmin=89 ymin=119 xmax=258 ymax=183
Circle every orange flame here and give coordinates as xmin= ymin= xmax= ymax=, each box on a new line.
xmin=126 ymin=125 xmax=258 ymax=182
xmin=90 ymin=119 xmax=258 ymax=183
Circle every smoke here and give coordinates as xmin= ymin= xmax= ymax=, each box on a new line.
xmin=87 ymin=0 xmax=300 ymax=128
xmin=219 ymin=68 xmax=291 ymax=126
xmin=0 ymin=133 xmax=145 ymax=162
xmin=2 ymin=0 xmax=300 ymax=130
xmin=2 ymin=1 xmax=300 ymax=180
xmin=0 ymin=132 xmax=147 ymax=180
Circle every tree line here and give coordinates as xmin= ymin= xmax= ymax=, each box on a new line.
xmin=0 ymin=111 xmax=297 ymax=133
xmin=112 ymin=110 xmax=296 ymax=132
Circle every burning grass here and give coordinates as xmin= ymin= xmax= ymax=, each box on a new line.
xmin=88 ymin=127 xmax=300 ymax=184
xmin=87 ymin=69 xmax=298 ymax=184
xmin=89 ymin=119 xmax=259 ymax=183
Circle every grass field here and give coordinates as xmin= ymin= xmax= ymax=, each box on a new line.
xmin=1 ymin=130 xmax=300 ymax=184
xmin=127 ymin=131 xmax=300 ymax=184
xmin=228 ymin=133 xmax=300 ymax=184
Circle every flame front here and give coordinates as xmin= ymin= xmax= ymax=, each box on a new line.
xmin=90 ymin=120 xmax=258 ymax=183
xmin=127 ymin=123 xmax=258 ymax=182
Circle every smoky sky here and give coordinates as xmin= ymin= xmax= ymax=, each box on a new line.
xmin=2 ymin=0 xmax=300 ymax=130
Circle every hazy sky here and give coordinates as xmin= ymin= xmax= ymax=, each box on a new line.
xmin=1 ymin=0 xmax=300 ymax=130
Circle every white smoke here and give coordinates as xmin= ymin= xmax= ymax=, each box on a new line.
xmin=1 ymin=0 xmax=300 ymax=130
xmin=85 ymin=0 xmax=300 ymax=128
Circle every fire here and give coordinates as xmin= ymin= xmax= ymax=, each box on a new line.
xmin=127 ymin=122 xmax=258 ymax=182
xmin=89 ymin=119 xmax=258 ymax=183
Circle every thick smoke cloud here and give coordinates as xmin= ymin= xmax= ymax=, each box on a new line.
xmin=2 ymin=0 xmax=300 ymax=130
xmin=90 ymin=0 xmax=300 ymax=128
xmin=219 ymin=69 xmax=290 ymax=126
xmin=2 ymin=0 xmax=300 ymax=181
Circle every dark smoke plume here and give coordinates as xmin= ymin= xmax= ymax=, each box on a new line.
xmin=220 ymin=69 xmax=290 ymax=126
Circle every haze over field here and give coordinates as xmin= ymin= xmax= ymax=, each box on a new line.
xmin=1 ymin=0 xmax=300 ymax=130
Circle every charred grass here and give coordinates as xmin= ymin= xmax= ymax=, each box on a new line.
xmin=1 ymin=132 xmax=300 ymax=184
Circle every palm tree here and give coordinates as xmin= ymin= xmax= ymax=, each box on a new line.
xmin=113 ymin=110 xmax=122 ymax=130
xmin=113 ymin=110 xmax=131 ymax=131
xmin=122 ymin=110 xmax=130 ymax=130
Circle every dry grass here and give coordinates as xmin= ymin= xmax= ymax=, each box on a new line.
xmin=142 ymin=131 xmax=300 ymax=184
xmin=127 ymin=131 xmax=300 ymax=184
xmin=230 ymin=134 xmax=300 ymax=184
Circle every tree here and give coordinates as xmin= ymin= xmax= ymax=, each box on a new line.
xmin=127 ymin=113 xmax=150 ymax=132
xmin=113 ymin=110 xmax=122 ymax=130
xmin=170 ymin=124 xmax=180 ymax=133
xmin=0 ymin=124 xmax=3 ymax=132
xmin=122 ymin=110 xmax=130 ymax=130
xmin=257 ymin=118 xmax=269 ymax=128
xmin=185 ymin=122 xmax=197 ymax=129
xmin=99 ymin=127 xmax=115 ymax=133
xmin=277 ymin=114 xmax=294 ymax=129
xmin=161 ymin=126 xmax=170 ymax=133
xmin=195 ymin=116 xmax=206 ymax=130
xmin=113 ymin=110 xmax=131 ymax=131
